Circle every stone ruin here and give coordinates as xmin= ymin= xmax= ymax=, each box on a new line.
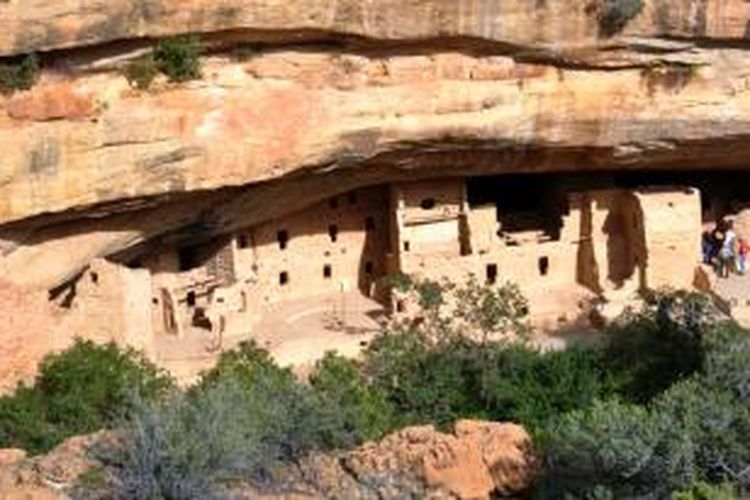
xmin=3 ymin=172 xmax=713 ymax=388
xmin=3 ymin=0 xmax=750 ymax=387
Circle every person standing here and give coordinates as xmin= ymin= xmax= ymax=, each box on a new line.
xmin=718 ymin=221 xmax=737 ymax=278
xmin=739 ymin=237 xmax=749 ymax=275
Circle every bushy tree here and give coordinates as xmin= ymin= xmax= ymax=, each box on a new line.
xmin=309 ymin=352 xmax=397 ymax=446
xmin=364 ymin=330 xmax=484 ymax=428
xmin=540 ymin=398 xmax=661 ymax=497
xmin=603 ymin=289 xmax=715 ymax=403
xmin=0 ymin=340 xmax=173 ymax=454
xmin=481 ymin=344 xmax=614 ymax=430
xmin=702 ymin=321 xmax=750 ymax=403
xmin=453 ymin=275 xmax=530 ymax=342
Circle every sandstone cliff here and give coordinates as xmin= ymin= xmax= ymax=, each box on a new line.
xmin=1 ymin=0 xmax=750 ymax=289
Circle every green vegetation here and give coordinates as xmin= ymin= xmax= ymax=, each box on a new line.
xmin=0 ymin=340 xmax=172 ymax=454
xmin=596 ymin=0 xmax=644 ymax=37
xmin=124 ymin=54 xmax=159 ymax=90
xmin=310 ymin=352 xmax=396 ymax=445
xmin=0 ymin=53 xmax=39 ymax=94
xmin=123 ymin=36 xmax=203 ymax=89
xmin=118 ymin=342 xmax=382 ymax=498
xmin=1 ymin=278 xmax=749 ymax=498
xmin=153 ymin=35 xmax=203 ymax=82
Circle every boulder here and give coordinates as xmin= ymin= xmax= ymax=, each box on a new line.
xmin=343 ymin=421 xmax=536 ymax=499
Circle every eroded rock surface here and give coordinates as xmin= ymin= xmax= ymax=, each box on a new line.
xmin=343 ymin=420 xmax=536 ymax=499
xmin=0 ymin=421 xmax=535 ymax=499
xmin=0 ymin=0 xmax=748 ymax=389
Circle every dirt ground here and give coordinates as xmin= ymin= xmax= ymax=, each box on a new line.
xmin=155 ymin=292 xmax=385 ymax=385
xmin=154 ymin=289 xmax=606 ymax=386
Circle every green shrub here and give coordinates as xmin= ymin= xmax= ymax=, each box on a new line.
xmin=0 ymin=340 xmax=172 ymax=454
xmin=702 ymin=321 xmax=750 ymax=403
xmin=364 ymin=331 xmax=486 ymax=428
xmin=119 ymin=380 xmax=266 ymax=498
xmin=197 ymin=341 xmax=326 ymax=458
xmin=603 ymin=290 xmax=712 ymax=403
xmin=124 ymin=54 xmax=158 ymax=90
xmin=540 ymin=379 xmax=750 ymax=497
xmin=364 ymin=329 xmax=613 ymax=432
xmin=652 ymin=380 xmax=750 ymax=490
xmin=0 ymin=53 xmax=39 ymax=94
xmin=673 ymin=481 xmax=739 ymax=500
xmin=154 ymin=35 xmax=203 ymax=82
xmin=0 ymin=386 xmax=55 ymax=453
xmin=540 ymin=399 xmax=660 ymax=497
xmin=597 ymin=0 xmax=644 ymax=36
xmin=481 ymin=344 xmax=615 ymax=430
xmin=119 ymin=343 xmax=386 ymax=497
xmin=310 ymin=352 xmax=397 ymax=446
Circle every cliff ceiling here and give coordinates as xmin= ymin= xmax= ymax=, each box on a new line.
xmin=1 ymin=0 xmax=750 ymax=289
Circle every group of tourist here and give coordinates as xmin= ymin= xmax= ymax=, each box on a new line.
xmin=703 ymin=220 xmax=750 ymax=278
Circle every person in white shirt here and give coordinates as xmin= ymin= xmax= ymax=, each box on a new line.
xmin=718 ymin=220 xmax=737 ymax=278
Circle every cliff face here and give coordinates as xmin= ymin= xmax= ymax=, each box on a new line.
xmin=0 ymin=0 xmax=749 ymax=287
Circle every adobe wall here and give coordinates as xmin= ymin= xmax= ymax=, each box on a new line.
xmin=239 ymin=186 xmax=390 ymax=309
xmin=576 ymin=190 xmax=643 ymax=295
xmin=0 ymin=258 xmax=155 ymax=393
xmin=392 ymin=179 xmax=705 ymax=331
xmin=392 ymin=178 xmax=591 ymax=330
xmin=58 ymin=259 xmax=156 ymax=357
xmin=635 ymin=188 xmax=702 ymax=290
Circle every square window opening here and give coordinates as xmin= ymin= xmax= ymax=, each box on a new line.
xmin=279 ymin=271 xmax=289 ymax=286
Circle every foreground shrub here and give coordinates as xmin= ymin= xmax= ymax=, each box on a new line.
xmin=603 ymin=290 xmax=714 ymax=403
xmin=0 ymin=340 xmax=172 ymax=454
xmin=154 ymin=35 xmax=202 ymax=82
xmin=673 ymin=481 xmax=740 ymax=500
xmin=0 ymin=53 xmax=39 ymax=94
xmin=702 ymin=321 xmax=750 ymax=403
xmin=0 ymin=386 xmax=53 ymax=453
xmin=120 ymin=380 xmax=272 ymax=498
xmin=310 ymin=352 xmax=397 ymax=446
xmin=364 ymin=330 xmax=613 ymax=431
xmin=541 ymin=379 xmax=750 ymax=497
xmin=197 ymin=341 xmax=327 ymax=459
xmin=364 ymin=331 xmax=486 ymax=428
xmin=481 ymin=344 xmax=614 ymax=430
xmin=539 ymin=399 xmax=659 ymax=497
xmin=119 ymin=343 xmax=389 ymax=497
xmin=653 ymin=380 xmax=750 ymax=490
